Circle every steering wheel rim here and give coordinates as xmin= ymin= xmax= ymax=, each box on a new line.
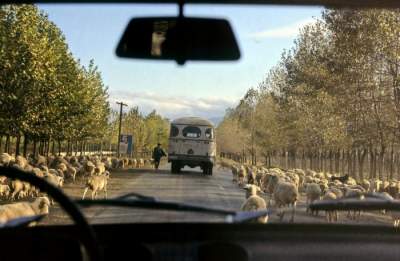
xmin=0 ymin=166 xmax=102 ymax=261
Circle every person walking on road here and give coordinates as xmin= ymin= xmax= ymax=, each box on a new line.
xmin=152 ymin=143 xmax=166 ymax=170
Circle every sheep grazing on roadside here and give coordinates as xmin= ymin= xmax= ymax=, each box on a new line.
xmin=331 ymin=174 xmax=349 ymax=183
xmin=247 ymin=167 xmax=257 ymax=185
xmin=370 ymin=179 xmax=382 ymax=193
xmin=34 ymin=155 xmax=47 ymax=167
xmin=82 ymin=171 xmax=110 ymax=200
xmin=57 ymin=163 xmax=68 ymax=173
xmin=64 ymin=165 xmax=77 ymax=181
xmin=343 ymin=187 xmax=364 ymax=220
xmin=127 ymin=158 xmax=134 ymax=168
xmin=322 ymin=191 xmax=339 ymax=222
xmin=345 ymin=177 xmax=357 ymax=186
xmin=95 ymin=162 xmax=106 ymax=175
xmin=238 ymin=165 xmax=247 ymax=187
xmin=122 ymin=158 xmax=129 ymax=168
xmin=240 ymin=185 xmax=268 ymax=223
xmin=0 ymin=153 xmax=12 ymax=166
xmin=44 ymin=173 xmax=64 ymax=188
xmin=243 ymin=184 xmax=263 ymax=199
xmin=111 ymin=158 xmax=119 ymax=168
xmin=380 ymin=181 xmax=390 ymax=193
xmin=0 ymin=184 xmax=10 ymax=198
xmin=0 ymin=175 xmax=7 ymax=184
xmin=305 ymin=183 xmax=322 ymax=215
xmin=84 ymin=161 xmax=96 ymax=177
xmin=360 ymin=179 xmax=370 ymax=192
xmin=0 ymin=197 xmax=51 ymax=225
xmin=132 ymin=158 xmax=138 ymax=169
xmin=273 ymin=180 xmax=298 ymax=222
xmin=231 ymin=165 xmax=239 ymax=183
xmin=48 ymin=168 xmax=63 ymax=178
xmin=138 ymin=158 xmax=145 ymax=168
xmin=387 ymin=182 xmax=400 ymax=199
xmin=10 ymin=179 xmax=24 ymax=200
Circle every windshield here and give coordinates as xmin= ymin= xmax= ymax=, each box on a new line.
xmin=0 ymin=3 xmax=399 ymax=227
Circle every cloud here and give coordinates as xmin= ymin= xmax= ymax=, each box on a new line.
xmin=108 ymin=90 xmax=238 ymax=121
xmin=249 ymin=18 xmax=316 ymax=40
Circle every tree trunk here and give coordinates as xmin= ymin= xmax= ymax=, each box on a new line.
xmin=15 ymin=135 xmax=21 ymax=156
xmin=389 ymin=146 xmax=394 ymax=180
xmin=23 ymin=135 xmax=28 ymax=157
xmin=5 ymin=135 xmax=10 ymax=154
xmin=347 ymin=150 xmax=351 ymax=176
xmin=378 ymin=147 xmax=385 ymax=180
xmin=80 ymin=142 xmax=84 ymax=156
xmin=51 ymin=140 xmax=55 ymax=155
xmin=58 ymin=140 xmax=61 ymax=156
xmin=33 ymin=140 xmax=37 ymax=156
xmin=67 ymin=140 xmax=71 ymax=156
xmin=369 ymin=149 xmax=377 ymax=179
xmin=45 ymin=139 xmax=50 ymax=157
xmin=358 ymin=149 xmax=367 ymax=181
xmin=0 ymin=135 xmax=2 ymax=152
xmin=340 ymin=149 xmax=345 ymax=175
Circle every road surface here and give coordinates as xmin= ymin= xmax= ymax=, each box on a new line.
xmin=42 ymin=164 xmax=394 ymax=226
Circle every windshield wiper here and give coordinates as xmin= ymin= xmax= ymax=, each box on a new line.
xmin=310 ymin=193 xmax=400 ymax=211
xmin=114 ymin=192 xmax=156 ymax=201
xmin=76 ymin=196 xmax=271 ymax=223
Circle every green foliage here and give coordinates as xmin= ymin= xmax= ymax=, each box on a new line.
xmin=0 ymin=5 xmax=110 ymax=145
xmin=218 ymin=8 xmax=400 ymax=171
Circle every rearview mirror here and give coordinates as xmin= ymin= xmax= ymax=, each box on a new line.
xmin=116 ymin=17 xmax=241 ymax=65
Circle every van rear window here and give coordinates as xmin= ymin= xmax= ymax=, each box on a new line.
xmin=205 ymin=128 xmax=213 ymax=139
xmin=170 ymin=125 xmax=179 ymax=137
xmin=182 ymin=126 xmax=201 ymax=138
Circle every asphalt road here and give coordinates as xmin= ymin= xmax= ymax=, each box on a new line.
xmin=42 ymin=164 xmax=394 ymax=226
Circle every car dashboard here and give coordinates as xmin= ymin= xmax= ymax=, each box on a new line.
xmin=0 ymin=223 xmax=399 ymax=261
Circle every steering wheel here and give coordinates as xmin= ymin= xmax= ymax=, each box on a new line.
xmin=0 ymin=166 xmax=102 ymax=261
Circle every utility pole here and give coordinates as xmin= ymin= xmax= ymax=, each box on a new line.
xmin=116 ymin=101 xmax=128 ymax=158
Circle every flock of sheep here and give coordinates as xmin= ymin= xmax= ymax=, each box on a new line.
xmin=226 ymin=161 xmax=400 ymax=226
xmin=0 ymin=152 xmax=153 ymax=224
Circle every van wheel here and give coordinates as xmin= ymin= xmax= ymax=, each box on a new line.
xmin=203 ymin=163 xmax=213 ymax=176
xmin=171 ymin=161 xmax=181 ymax=174
xmin=209 ymin=164 xmax=213 ymax=176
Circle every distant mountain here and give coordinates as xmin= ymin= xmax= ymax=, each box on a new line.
xmin=208 ymin=116 xmax=223 ymax=126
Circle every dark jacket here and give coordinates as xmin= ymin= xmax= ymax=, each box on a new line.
xmin=153 ymin=147 xmax=166 ymax=160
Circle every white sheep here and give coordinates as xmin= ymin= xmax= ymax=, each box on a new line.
xmin=10 ymin=179 xmax=24 ymax=200
xmin=138 ymin=158 xmax=145 ymax=168
xmin=0 ymin=184 xmax=10 ymax=198
xmin=82 ymin=171 xmax=110 ymax=200
xmin=273 ymin=180 xmax=298 ymax=222
xmin=0 ymin=153 xmax=12 ymax=166
xmin=0 ymin=197 xmax=51 ymax=224
xmin=238 ymin=165 xmax=247 ymax=187
xmin=305 ymin=183 xmax=322 ymax=215
xmin=343 ymin=187 xmax=364 ymax=220
xmin=243 ymin=184 xmax=263 ymax=199
xmin=95 ymin=162 xmax=106 ymax=175
xmin=322 ymin=191 xmax=339 ymax=222
xmin=370 ymin=179 xmax=382 ymax=193
xmin=44 ymin=173 xmax=64 ymax=188
xmin=231 ymin=165 xmax=239 ymax=183
xmin=240 ymin=185 xmax=268 ymax=223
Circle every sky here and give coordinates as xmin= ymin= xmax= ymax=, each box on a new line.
xmin=39 ymin=4 xmax=322 ymax=121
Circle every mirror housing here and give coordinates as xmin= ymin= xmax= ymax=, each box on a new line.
xmin=116 ymin=17 xmax=241 ymax=65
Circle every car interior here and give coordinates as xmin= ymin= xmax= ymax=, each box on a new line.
xmin=2 ymin=0 xmax=400 ymax=261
